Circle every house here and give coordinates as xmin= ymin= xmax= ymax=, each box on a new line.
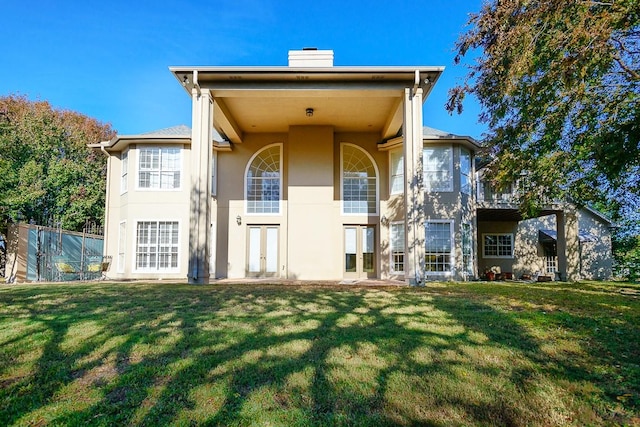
xmin=92 ymin=49 xmax=612 ymax=284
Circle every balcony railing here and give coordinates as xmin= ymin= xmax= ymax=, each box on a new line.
xmin=476 ymin=179 xmax=560 ymax=210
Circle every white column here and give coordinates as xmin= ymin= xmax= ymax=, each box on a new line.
xmin=188 ymin=88 xmax=213 ymax=284
xmin=403 ymin=87 xmax=425 ymax=285
xmin=556 ymin=208 xmax=580 ymax=281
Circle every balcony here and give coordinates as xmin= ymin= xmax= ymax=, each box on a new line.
xmin=476 ymin=180 xmax=564 ymax=221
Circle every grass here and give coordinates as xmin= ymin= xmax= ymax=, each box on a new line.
xmin=0 ymin=280 xmax=639 ymax=426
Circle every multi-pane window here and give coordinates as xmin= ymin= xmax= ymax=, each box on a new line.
xmin=118 ymin=221 xmax=126 ymax=273
xmin=390 ymin=149 xmax=404 ymax=194
xmin=121 ymin=150 xmax=128 ymax=193
xmin=342 ymin=144 xmax=378 ymax=214
xmin=138 ymin=147 xmax=181 ymax=189
xmin=423 ymin=146 xmax=453 ymax=192
xmin=461 ymin=223 xmax=473 ymax=278
xmin=425 ymin=221 xmax=453 ymax=273
xmin=390 ymin=222 xmax=405 ymax=273
xmin=136 ymin=221 xmax=179 ymax=270
xmin=460 ymin=148 xmax=471 ymax=195
xmin=246 ymin=144 xmax=281 ymax=214
xmin=211 ymin=151 xmax=217 ymax=197
xmin=483 ymin=234 xmax=514 ymax=258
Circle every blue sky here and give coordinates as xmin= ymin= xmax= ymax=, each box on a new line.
xmin=0 ymin=0 xmax=486 ymax=139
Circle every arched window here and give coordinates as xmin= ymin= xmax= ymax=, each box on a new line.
xmin=245 ymin=144 xmax=281 ymax=214
xmin=341 ymin=144 xmax=378 ymax=214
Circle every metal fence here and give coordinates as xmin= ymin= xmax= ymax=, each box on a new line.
xmin=5 ymin=222 xmax=108 ymax=282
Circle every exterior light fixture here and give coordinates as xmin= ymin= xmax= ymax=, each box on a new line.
xmin=182 ymin=75 xmax=189 ymax=86
xmin=306 ymin=108 xmax=314 ymax=117
xmin=236 ymin=215 xmax=242 ymax=225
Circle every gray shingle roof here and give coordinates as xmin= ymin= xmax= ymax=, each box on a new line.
xmin=423 ymin=126 xmax=461 ymax=139
xmin=142 ymin=125 xmax=192 ymax=137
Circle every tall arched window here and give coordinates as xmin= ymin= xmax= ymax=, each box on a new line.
xmin=245 ymin=144 xmax=281 ymax=214
xmin=342 ymin=144 xmax=378 ymax=214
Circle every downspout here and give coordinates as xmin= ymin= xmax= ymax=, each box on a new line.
xmin=193 ymin=70 xmax=201 ymax=96
xmin=99 ymin=144 xmax=111 ymax=273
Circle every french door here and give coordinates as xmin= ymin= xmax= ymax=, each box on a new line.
xmin=247 ymin=225 xmax=279 ymax=277
xmin=344 ymin=225 xmax=376 ymax=278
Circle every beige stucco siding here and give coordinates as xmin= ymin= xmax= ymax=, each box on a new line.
xmin=477 ymin=221 xmax=519 ymax=276
xmin=578 ymin=211 xmax=612 ymax=279
xmin=478 ymin=210 xmax=612 ymax=280
xmin=216 ymin=128 xmax=386 ymax=280
xmin=288 ymin=126 xmax=340 ymax=279
xmin=104 ymin=144 xmax=191 ymax=280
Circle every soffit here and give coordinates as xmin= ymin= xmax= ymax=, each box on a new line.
xmin=170 ymin=66 xmax=444 ymax=141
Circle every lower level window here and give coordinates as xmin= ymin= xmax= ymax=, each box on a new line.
xmin=136 ymin=221 xmax=179 ymax=270
xmin=483 ymin=233 xmax=514 ymax=258
xmin=390 ymin=222 xmax=405 ymax=273
xmin=425 ymin=221 xmax=452 ymax=273
xmin=461 ymin=223 xmax=473 ymax=277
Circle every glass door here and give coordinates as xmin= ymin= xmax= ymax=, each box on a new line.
xmin=343 ymin=225 xmax=376 ymax=279
xmin=247 ymin=225 xmax=279 ymax=277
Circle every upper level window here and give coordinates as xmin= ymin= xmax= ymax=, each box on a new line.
xmin=389 ymin=149 xmax=404 ymax=195
xmin=138 ymin=147 xmax=181 ymax=190
xmin=460 ymin=148 xmax=471 ymax=195
xmin=246 ymin=144 xmax=281 ymax=214
xmin=121 ymin=150 xmax=128 ymax=194
xmin=483 ymin=233 xmax=514 ymax=258
xmin=423 ymin=146 xmax=453 ymax=192
xmin=342 ymin=144 xmax=378 ymax=215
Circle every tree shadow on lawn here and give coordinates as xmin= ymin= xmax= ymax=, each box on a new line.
xmin=0 ymin=282 xmax=637 ymax=426
xmin=428 ymin=282 xmax=640 ymax=424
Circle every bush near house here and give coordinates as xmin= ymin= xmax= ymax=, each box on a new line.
xmin=0 ymin=281 xmax=638 ymax=426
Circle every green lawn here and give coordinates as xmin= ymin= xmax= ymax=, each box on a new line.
xmin=0 ymin=281 xmax=638 ymax=426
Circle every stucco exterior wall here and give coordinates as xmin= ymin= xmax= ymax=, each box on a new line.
xmin=478 ymin=210 xmax=612 ymax=280
xmin=423 ymin=145 xmax=477 ymax=281
xmin=104 ymin=144 xmax=191 ymax=280
xmin=215 ymin=128 xmax=386 ymax=280
xmin=578 ymin=210 xmax=613 ymax=279
xmin=477 ymin=221 xmax=520 ymax=277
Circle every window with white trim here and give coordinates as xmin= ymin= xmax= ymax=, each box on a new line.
xmin=342 ymin=144 xmax=378 ymax=214
xmin=246 ymin=144 xmax=281 ymax=214
xmin=460 ymin=148 xmax=471 ymax=195
xmin=423 ymin=146 xmax=453 ymax=192
xmin=461 ymin=223 xmax=473 ymax=277
xmin=120 ymin=150 xmax=128 ymax=194
xmin=483 ymin=233 xmax=514 ymax=258
xmin=138 ymin=147 xmax=181 ymax=189
xmin=136 ymin=221 xmax=179 ymax=270
xmin=390 ymin=222 xmax=405 ymax=273
xmin=389 ymin=149 xmax=404 ymax=194
xmin=211 ymin=151 xmax=217 ymax=197
xmin=117 ymin=221 xmax=126 ymax=273
xmin=425 ymin=221 xmax=453 ymax=273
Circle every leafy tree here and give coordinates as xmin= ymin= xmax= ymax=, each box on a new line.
xmin=0 ymin=95 xmax=115 ymax=232
xmin=448 ymin=0 xmax=639 ymax=209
